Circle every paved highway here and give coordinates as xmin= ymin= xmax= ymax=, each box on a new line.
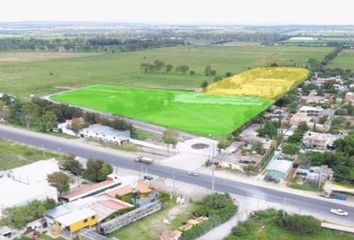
xmin=0 ymin=124 xmax=353 ymax=225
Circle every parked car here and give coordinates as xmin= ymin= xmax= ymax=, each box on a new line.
xmin=143 ymin=175 xmax=153 ymax=181
xmin=264 ymin=175 xmax=280 ymax=183
xmin=330 ymin=208 xmax=348 ymax=216
xmin=187 ymin=171 xmax=199 ymax=176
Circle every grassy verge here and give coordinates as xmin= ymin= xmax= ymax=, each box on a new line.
xmin=287 ymin=179 xmax=323 ymax=192
xmin=39 ymin=235 xmax=65 ymax=240
xmin=133 ymin=128 xmax=162 ymax=141
xmin=0 ymin=139 xmax=59 ymax=170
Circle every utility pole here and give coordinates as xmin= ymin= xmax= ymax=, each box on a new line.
xmin=58 ymin=147 xmax=62 ymax=162
xmin=173 ymin=171 xmax=176 ymax=195
xmin=42 ymin=145 xmax=45 ymax=159
xmin=318 ymin=166 xmax=323 ymax=191
xmin=211 ymin=142 xmax=216 ymax=192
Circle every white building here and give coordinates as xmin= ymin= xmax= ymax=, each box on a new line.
xmin=57 ymin=117 xmax=85 ymax=136
xmin=299 ymin=106 xmax=323 ymax=116
xmin=333 ymin=84 xmax=348 ymax=92
xmin=79 ymin=124 xmax=130 ymax=145
xmin=0 ymin=159 xmax=59 ymax=216
xmin=302 ymin=131 xmax=340 ymax=151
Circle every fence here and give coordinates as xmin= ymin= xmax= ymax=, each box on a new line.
xmin=100 ymin=200 xmax=162 ymax=235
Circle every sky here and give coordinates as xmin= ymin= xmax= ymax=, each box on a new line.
xmin=1 ymin=0 xmax=353 ymax=25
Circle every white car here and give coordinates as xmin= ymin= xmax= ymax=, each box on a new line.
xmin=188 ymin=171 xmax=199 ymax=176
xmin=330 ymin=208 xmax=349 ymax=216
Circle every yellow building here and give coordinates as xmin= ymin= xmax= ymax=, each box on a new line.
xmin=53 ymin=209 xmax=98 ymax=234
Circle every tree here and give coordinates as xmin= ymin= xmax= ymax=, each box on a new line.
xmin=60 ymin=158 xmax=83 ymax=176
xmin=282 ymin=143 xmax=300 ymax=155
xmin=225 ymin=72 xmax=233 ymax=77
xmin=200 ymin=80 xmax=209 ymax=90
xmin=39 ymin=111 xmax=57 ymax=132
xmin=83 ymin=159 xmax=113 ymax=182
xmin=205 ymin=65 xmax=215 ymax=76
xmin=163 ymin=129 xmax=178 ymax=154
xmin=153 ymin=59 xmax=165 ymax=71
xmin=0 ymin=101 xmax=10 ymax=120
xmin=165 ymin=64 xmax=174 ymax=73
xmin=21 ymin=102 xmax=39 ymax=129
xmin=288 ymin=122 xmax=309 ymax=144
xmin=257 ymin=121 xmax=278 ymax=139
xmin=252 ymin=142 xmax=266 ymax=155
xmin=217 ymin=139 xmax=231 ymax=152
xmin=98 ymin=163 xmax=112 ymax=181
xmin=175 ymin=65 xmax=190 ymax=74
xmin=47 ymin=172 xmax=70 ymax=195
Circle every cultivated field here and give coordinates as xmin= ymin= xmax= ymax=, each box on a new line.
xmin=0 ymin=45 xmax=332 ymax=98
xmin=52 ymin=85 xmax=272 ymax=136
xmin=329 ymin=49 xmax=354 ymax=71
xmin=206 ymin=67 xmax=309 ymax=100
xmin=0 ymin=51 xmax=99 ymax=63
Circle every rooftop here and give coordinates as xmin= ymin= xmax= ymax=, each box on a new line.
xmin=267 ymin=159 xmax=293 ymax=173
xmin=81 ymin=124 xmax=130 ymax=138
xmin=0 ymin=159 xmax=59 ymax=214
xmin=55 ymin=208 xmax=96 ymax=226
xmin=299 ymin=106 xmax=323 ymax=112
xmin=62 ymin=176 xmax=120 ymax=201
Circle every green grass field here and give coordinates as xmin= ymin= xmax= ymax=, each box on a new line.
xmin=52 ymin=85 xmax=272 ymax=136
xmin=329 ymin=49 xmax=354 ymax=70
xmin=0 ymin=45 xmax=332 ymax=98
xmin=0 ymin=139 xmax=59 ymax=170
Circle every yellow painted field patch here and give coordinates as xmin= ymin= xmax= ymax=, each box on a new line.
xmin=206 ymin=67 xmax=309 ymax=100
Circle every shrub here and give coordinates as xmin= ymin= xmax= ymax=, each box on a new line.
xmin=180 ymin=193 xmax=237 ymax=240
xmin=277 ymin=214 xmax=321 ymax=234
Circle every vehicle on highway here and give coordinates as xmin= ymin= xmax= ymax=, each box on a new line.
xmin=187 ymin=171 xmax=199 ymax=176
xmin=264 ymin=175 xmax=280 ymax=183
xmin=135 ymin=156 xmax=154 ymax=164
xmin=330 ymin=208 xmax=349 ymax=216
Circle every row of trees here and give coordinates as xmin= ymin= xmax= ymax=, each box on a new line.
xmin=0 ymin=95 xmax=135 ymax=135
xmin=0 ymin=199 xmax=55 ymax=229
xmin=140 ymin=60 xmax=192 ymax=74
xmin=140 ymin=61 xmax=219 ymax=77
xmin=0 ymin=37 xmax=184 ymax=52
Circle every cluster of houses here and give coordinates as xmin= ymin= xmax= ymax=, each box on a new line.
xmin=211 ymin=72 xmax=354 ymax=188
xmin=0 ymin=159 xmax=158 ymax=240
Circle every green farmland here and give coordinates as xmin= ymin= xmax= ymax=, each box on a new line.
xmin=52 ymin=85 xmax=272 ymax=136
xmin=329 ymin=49 xmax=354 ymax=71
xmin=0 ymin=45 xmax=332 ymax=98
